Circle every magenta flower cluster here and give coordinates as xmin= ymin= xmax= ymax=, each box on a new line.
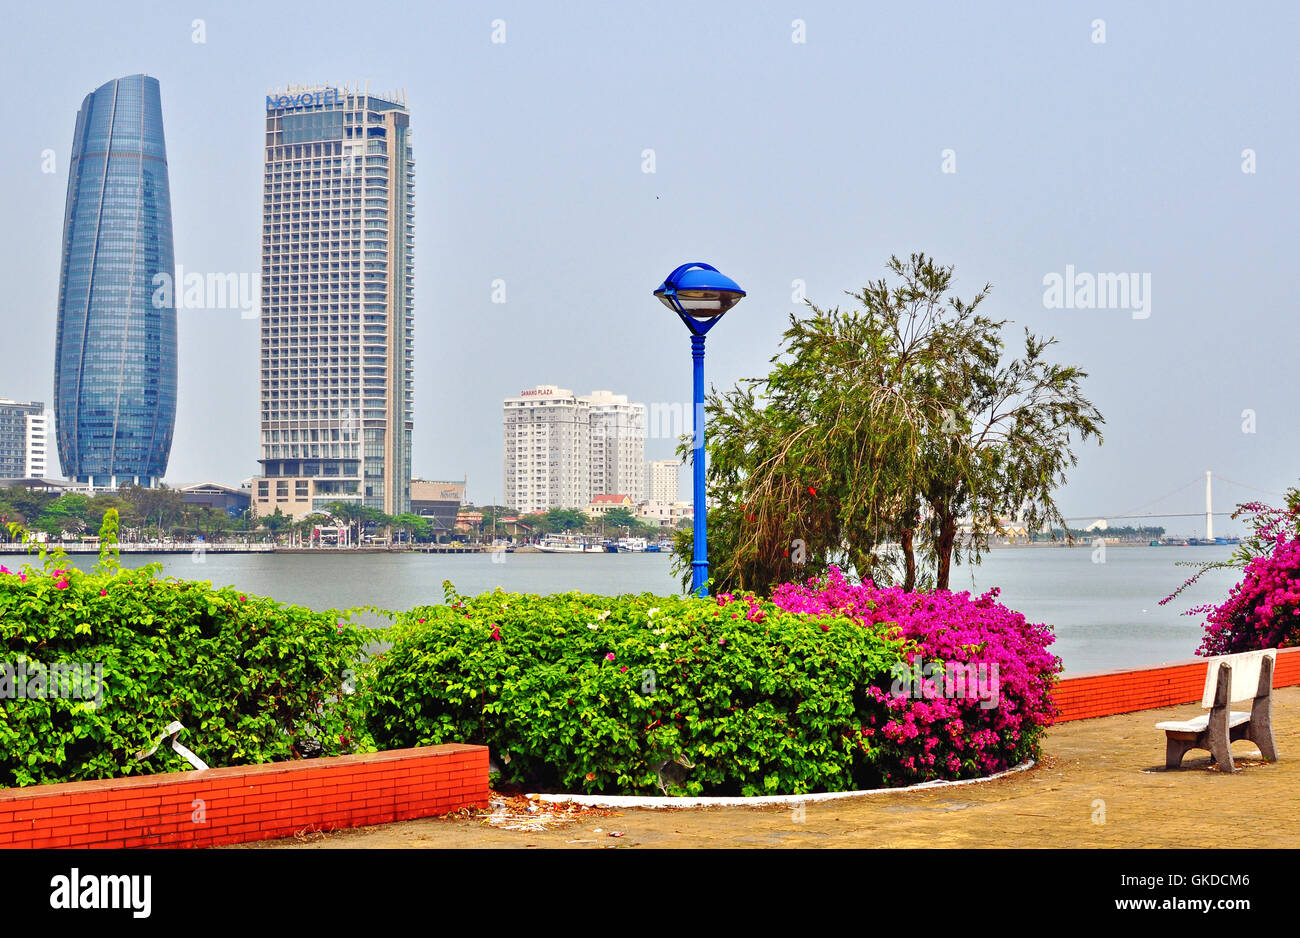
xmin=736 ymin=566 xmax=1061 ymax=784
xmin=1196 ymin=535 xmax=1300 ymax=656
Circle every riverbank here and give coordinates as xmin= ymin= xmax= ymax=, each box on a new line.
xmin=0 ymin=542 xmax=488 ymax=554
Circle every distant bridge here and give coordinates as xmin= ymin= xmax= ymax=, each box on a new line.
xmin=1061 ymin=473 xmax=1283 ymax=538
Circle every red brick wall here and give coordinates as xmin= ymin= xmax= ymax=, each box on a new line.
xmin=1053 ymin=647 xmax=1300 ymax=722
xmin=0 ymin=743 xmax=488 ymax=849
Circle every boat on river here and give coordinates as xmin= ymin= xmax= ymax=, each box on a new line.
xmin=536 ymin=533 xmax=605 ymax=553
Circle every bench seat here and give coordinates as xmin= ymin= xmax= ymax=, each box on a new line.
xmin=1155 ymin=711 xmax=1250 ymax=734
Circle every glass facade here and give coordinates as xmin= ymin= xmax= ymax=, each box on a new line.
xmin=54 ymin=74 xmax=176 ymax=488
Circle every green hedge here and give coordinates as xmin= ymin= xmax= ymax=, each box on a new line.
xmin=363 ymin=582 xmax=909 ymax=796
xmin=0 ymin=523 xmax=370 ymax=787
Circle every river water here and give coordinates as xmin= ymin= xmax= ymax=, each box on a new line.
xmin=53 ymin=544 xmax=1242 ymax=675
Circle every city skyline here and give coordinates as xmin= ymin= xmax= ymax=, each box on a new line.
xmin=2 ymin=3 xmax=1298 ymax=524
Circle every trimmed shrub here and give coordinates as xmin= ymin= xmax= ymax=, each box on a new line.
xmin=364 ymin=583 xmax=910 ymax=796
xmin=0 ymin=530 xmax=370 ymax=787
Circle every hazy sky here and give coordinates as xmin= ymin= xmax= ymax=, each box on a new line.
xmin=2 ymin=1 xmax=1297 ymax=532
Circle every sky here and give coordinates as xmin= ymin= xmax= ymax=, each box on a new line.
xmin=1 ymin=0 xmax=1297 ymax=532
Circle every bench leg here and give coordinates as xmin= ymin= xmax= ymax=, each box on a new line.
xmin=1207 ymin=722 xmax=1235 ymax=772
xmin=1246 ymin=723 xmax=1278 ymax=762
xmin=1165 ymin=736 xmax=1193 ymax=770
xmin=1249 ymin=692 xmax=1278 ymax=762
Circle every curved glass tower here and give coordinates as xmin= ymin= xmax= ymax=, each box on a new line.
xmin=54 ymin=74 xmax=176 ymax=488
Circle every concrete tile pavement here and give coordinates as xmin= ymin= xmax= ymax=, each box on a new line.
xmin=241 ymin=687 xmax=1300 ymax=849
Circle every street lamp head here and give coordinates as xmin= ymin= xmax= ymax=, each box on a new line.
xmin=654 ymin=262 xmax=746 ymax=321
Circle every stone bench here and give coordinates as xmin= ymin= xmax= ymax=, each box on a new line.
xmin=1155 ymin=649 xmax=1279 ymax=771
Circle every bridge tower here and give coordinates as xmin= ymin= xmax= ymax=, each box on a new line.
xmin=1205 ymin=470 xmax=1213 ymax=541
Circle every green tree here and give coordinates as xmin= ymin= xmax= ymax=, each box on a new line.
xmin=546 ymin=508 xmax=590 ymax=532
xmin=674 ymin=253 xmax=1103 ymax=594
xmin=390 ymin=512 xmax=431 ymax=543
xmin=119 ymin=484 xmax=185 ymax=538
xmin=259 ymin=508 xmax=293 ymax=541
xmin=35 ymin=493 xmax=91 ymax=538
xmin=322 ymin=501 xmax=364 ymax=546
xmin=519 ymin=512 xmax=550 ymax=536
xmin=85 ymin=494 xmax=138 ymax=532
xmin=474 ymin=505 xmax=514 ymax=540
xmin=601 ymin=507 xmax=638 ymax=529
xmin=0 ymin=487 xmax=58 ymax=528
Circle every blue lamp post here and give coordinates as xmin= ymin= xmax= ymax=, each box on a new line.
xmin=654 ymin=262 xmax=746 ymax=598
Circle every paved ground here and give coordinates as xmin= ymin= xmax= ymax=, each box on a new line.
xmin=241 ymin=687 xmax=1300 ymax=849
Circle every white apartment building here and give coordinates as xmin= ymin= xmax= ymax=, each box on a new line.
xmin=25 ymin=410 xmax=49 ymax=478
xmin=255 ymin=85 xmax=415 ymax=520
xmin=504 ymin=386 xmax=649 ymax=515
xmin=0 ymin=400 xmax=49 ymax=480
xmin=646 ymin=458 xmax=680 ymax=504
xmin=588 ymin=390 xmax=646 ymax=505
xmin=503 ymin=386 xmax=591 ymax=514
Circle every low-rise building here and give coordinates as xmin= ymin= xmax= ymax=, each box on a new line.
xmin=178 ymin=482 xmax=252 ymax=516
xmin=588 ymin=493 xmax=634 ymax=516
xmin=412 ymin=479 xmax=466 ymax=539
xmin=637 ymin=500 xmax=694 ymax=528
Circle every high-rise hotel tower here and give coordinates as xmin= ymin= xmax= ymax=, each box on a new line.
xmin=54 ymin=74 xmax=176 ymax=488
xmin=254 ymin=85 xmax=414 ymax=519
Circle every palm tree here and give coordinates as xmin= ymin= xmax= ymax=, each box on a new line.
xmin=324 ymin=501 xmax=365 ymax=547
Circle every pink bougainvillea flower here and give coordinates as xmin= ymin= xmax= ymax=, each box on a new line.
xmin=770 ymin=564 xmax=1059 ymax=786
xmin=100 ymin=589 xmax=107 ymax=597
xmin=490 ymin=626 xmax=501 ymax=641
xmin=620 ymin=666 xmax=628 ymax=673
xmin=605 ymin=652 xmax=615 ymax=661
xmin=718 ymin=638 xmax=727 ymax=646
xmin=55 ymin=580 xmax=69 ymax=590
xmin=1196 ymin=534 xmax=1300 ymax=655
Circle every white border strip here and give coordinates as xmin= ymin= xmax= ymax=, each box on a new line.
xmin=533 ymin=759 xmax=1035 ymax=809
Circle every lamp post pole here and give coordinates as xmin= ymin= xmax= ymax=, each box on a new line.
xmin=690 ymin=332 xmax=708 ymax=596
xmin=654 ymin=262 xmax=746 ymax=599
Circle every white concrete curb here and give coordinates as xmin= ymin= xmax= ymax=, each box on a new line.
xmin=532 ymin=759 xmax=1036 ymax=809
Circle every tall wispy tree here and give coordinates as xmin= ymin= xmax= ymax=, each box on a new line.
xmin=672 ymin=253 xmax=1104 ymax=594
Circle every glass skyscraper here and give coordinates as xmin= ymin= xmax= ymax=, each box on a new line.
xmin=253 ymin=85 xmax=414 ymax=519
xmin=54 ymin=74 xmax=177 ymax=488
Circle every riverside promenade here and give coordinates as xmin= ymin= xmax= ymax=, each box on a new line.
xmin=243 ymin=686 xmax=1300 ymax=850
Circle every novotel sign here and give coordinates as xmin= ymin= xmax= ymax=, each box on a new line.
xmin=266 ymin=88 xmax=343 ymax=111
